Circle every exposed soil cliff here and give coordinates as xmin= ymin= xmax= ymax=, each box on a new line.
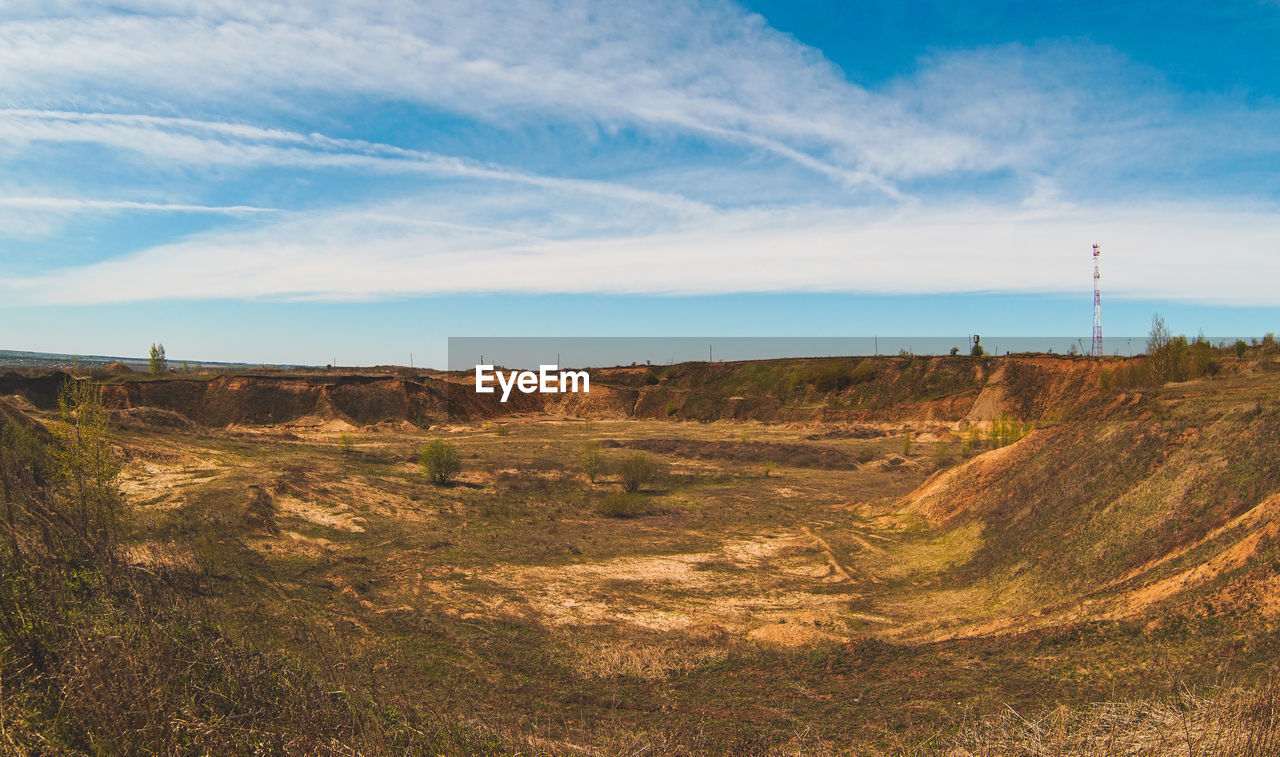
xmin=0 ymin=354 xmax=1252 ymax=428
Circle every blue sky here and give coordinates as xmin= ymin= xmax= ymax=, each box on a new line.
xmin=1 ymin=0 xmax=1278 ymax=366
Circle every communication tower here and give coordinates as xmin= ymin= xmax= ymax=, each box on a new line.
xmin=1091 ymin=244 xmax=1103 ymax=357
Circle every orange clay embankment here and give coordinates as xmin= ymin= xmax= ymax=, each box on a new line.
xmin=894 ymin=359 xmax=1280 ymax=641
xmin=0 ymin=354 xmax=1251 ymax=428
xmin=0 ymin=371 xmax=539 ymax=427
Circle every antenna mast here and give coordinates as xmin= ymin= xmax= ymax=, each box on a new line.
xmin=1091 ymin=244 xmax=1103 ymax=357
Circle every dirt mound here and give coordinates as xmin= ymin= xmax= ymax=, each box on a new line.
xmin=748 ymin=620 xmax=848 ymax=647
xmin=110 ymin=406 xmax=196 ymax=430
xmin=898 ymin=374 xmax=1280 ymax=633
xmin=102 ymin=361 xmax=133 ymax=373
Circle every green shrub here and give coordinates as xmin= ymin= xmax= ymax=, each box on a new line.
xmin=579 ymin=441 xmax=605 ymax=483
xmin=762 ymin=460 xmax=775 ymax=478
xmin=596 ymin=492 xmax=650 ymax=518
xmin=338 ymin=433 xmax=355 ymax=454
xmin=966 ymin=426 xmax=982 ymax=454
xmin=418 ymin=440 xmax=462 ymax=485
xmin=988 ymin=414 xmax=1032 ymax=448
xmin=52 ymin=379 xmax=124 ymax=553
xmin=1141 ymin=315 xmax=1222 ymax=385
xmin=616 ymin=451 xmax=657 ymax=493
xmin=1 ymin=417 xmax=51 ymax=485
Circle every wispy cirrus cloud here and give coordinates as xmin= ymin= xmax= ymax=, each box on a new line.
xmin=0 ymin=109 xmax=712 ymax=215
xmin=0 ymin=1 xmax=1124 ymax=196
xmin=0 ymin=195 xmax=274 ymax=214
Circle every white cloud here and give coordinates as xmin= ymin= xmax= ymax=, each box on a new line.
xmin=1 ymin=1 xmax=1278 ymax=308
xmin=0 ymin=1 xmax=1034 ymax=193
xmin=0 ymin=196 xmax=274 ymax=214
xmin=0 ymin=109 xmax=712 ymax=215
xmin=3 ymin=5 xmax=1272 ymax=200
xmin=6 ymin=199 xmax=1278 ymax=306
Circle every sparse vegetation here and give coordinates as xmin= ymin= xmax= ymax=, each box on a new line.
xmin=338 ymin=432 xmax=355 ymax=454
xmin=988 ymin=414 xmax=1032 ymax=448
xmin=419 ymin=439 xmax=462 ymax=484
xmin=616 ymin=450 xmax=657 ymax=492
xmin=51 ymin=378 xmax=124 ymax=555
xmin=596 ymin=491 xmax=650 ymax=518
xmin=579 ymin=440 xmax=605 ymax=482
xmin=933 ymin=440 xmax=954 ymax=466
xmin=1 ymin=353 xmax=1277 ymax=754
xmin=800 ymin=359 xmax=872 ymax=393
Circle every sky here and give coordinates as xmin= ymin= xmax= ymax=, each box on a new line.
xmin=1 ymin=0 xmax=1278 ymax=367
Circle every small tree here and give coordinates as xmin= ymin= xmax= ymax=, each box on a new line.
xmin=1147 ymin=314 xmax=1171 ymax=354
xmin=419 ymin=440 xmax=461 ymax=485
xmin=617 ymin=451 xmax=656 ymax=493
xmin=964 ymin=426 xmax=982 ymax=456
xmin=970 ymin=343 xmax=985 ymax=357
xmin=933 ymin=441 xmax=953 ymax=467
xmin=51 ymin=379 xmax=124 ymax=556
xmin=148 ymin=343 xmax=167 ymax=374
xmin=579 ymin=441 xmax=605 ymax=483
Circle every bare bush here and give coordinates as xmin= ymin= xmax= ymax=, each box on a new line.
xmin=579 ymin=440 xmax=605 ymax=483
xmin=616 ymin=451 xmax=657 ymax=493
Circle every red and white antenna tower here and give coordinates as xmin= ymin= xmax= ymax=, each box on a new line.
xmin=1091 ymin=244 xmax=1103 ymax=357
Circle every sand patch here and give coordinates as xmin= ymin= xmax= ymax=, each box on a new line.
xmin=275 ymin=495 xmax=367 ymax=532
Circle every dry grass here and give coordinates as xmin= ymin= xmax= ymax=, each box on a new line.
xmin=951 ymin=683 xmax=1280 ymax=756
xmin=6 ymin=362 xmax=1280 ymax=754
